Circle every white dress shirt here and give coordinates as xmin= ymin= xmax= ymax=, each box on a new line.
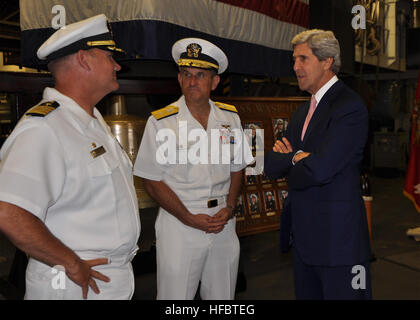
xmin=134 ymin=95 xmax=254 ymax=204
xmin=0 ymin=88 xmax=141 ymax=299
xmin=292 ymin=75 xmax=339 ymax=165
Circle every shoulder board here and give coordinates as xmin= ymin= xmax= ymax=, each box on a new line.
xmin=152 ymin=105 xmax=179 ymax=120
xmin=215 ymin=102 xmax=237 ymax=113
xmin=25 ymin=101 xmax=60 ymax=117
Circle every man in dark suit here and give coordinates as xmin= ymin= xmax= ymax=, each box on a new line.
xmin=264 ymin=29 xmax=371 ymax=300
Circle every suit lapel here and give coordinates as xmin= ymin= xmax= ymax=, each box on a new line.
xmin=293 ymin=100 xmax=310 ymax=148
xmin=302 ymin=80 xmax=344 ymax=144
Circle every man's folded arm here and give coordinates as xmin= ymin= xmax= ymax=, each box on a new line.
xmin=264 ymin=150 xmax=294 ymax=180
xmin=288 ymin=105 xmax=368 ymax=190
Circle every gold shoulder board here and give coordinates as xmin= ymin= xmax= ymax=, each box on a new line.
xmin=215 ymin=102 xmax=237 ymax=113
xmin=25 ymin=101 xmax=60 ymax=117
xmin=152 ymin=105 xmax=179 ymax=120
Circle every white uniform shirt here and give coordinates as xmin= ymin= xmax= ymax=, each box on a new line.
xmin=134 ymin=96 xmax=253 ymax=203
xmin=0 ymin=87 xmax=140 ymax=258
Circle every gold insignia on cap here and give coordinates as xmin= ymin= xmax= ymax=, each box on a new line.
xmin=86 ymin=40 xmax=126 ymax=54
xmin=107 ymin=46 xmax=125 ymax=53
xmin=177 ymin=59 xmax=219 ymax=70
xmin=92 ymin=142 xmax=97 ymax=148
xmin=172 ymin=38 xmax=227 ymax=74
xmin=87 ymin=40 xmax=116 ymax=47
xmin=187 ymin=43 xmax=201 ymax=58
xmin=37 ymin=14 xmax=125 ymax=61
xmin=152 ymin=105 xmax=179 ymax=120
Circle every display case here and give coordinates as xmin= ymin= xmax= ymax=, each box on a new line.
xmin=215 ymin=97 xmax=309 ymax=237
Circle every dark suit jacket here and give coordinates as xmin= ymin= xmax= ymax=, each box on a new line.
xmin=264 ymin=80 xmax=371 ymax=266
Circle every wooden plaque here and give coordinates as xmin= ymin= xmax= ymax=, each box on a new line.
xmin=214 ymin=96 xmax=309 ymax=237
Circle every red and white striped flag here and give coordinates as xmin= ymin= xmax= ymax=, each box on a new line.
xmin=20 ymin=0 xmax=309 ymax=76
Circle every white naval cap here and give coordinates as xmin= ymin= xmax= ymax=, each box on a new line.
xmin=37 ymin=14 xmax=124 ymax=62
xmin=172 ymin=38 xmax=228 ymax=74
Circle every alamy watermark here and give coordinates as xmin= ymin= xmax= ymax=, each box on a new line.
xmin=352 ymin=5 xmax=366 ymax=30
xmin=351 ymin=265 xmax=366 ymax=290
xmin=51 ymin=5 xmax=367 ymax=31
xmin=154 ymin=123 xmax=264 ymax=176
xmin=51 ymin=5 xmax=66 ymax=29
xmin=51 ymin=265 xmax=66 ymax=290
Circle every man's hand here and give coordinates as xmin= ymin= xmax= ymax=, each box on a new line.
xmin=293 ymin=151 xmax=310 ymax=164
xmin=65 ymin=258 xmax=110 ymax=299
xmin=273 ymin=137 xmax=293 ymax=153
xmin=0 ymin=202 xmax=110 ymax=300
xmin=208 ymin=207 xmax=233 ymax=233
xmin=186 ymin=213 xmax=226 ymax=234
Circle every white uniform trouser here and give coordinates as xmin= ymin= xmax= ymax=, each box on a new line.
xmin=24 ymin=250 xmax=137 ymax=300
xmin=156 ymin=201 xmax=240 ymax=300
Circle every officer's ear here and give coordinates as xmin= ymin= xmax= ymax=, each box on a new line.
xmin=177 ymin=71 xmax=182 ymax=85
xmin=76 ymin=49 xmax=92 ymax=72
xmin=211 ymin=74 xmax=220 ymax=91
xmin=177 ymin=67 xmax=186 ymax=86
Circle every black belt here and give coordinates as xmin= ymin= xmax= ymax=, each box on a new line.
xmin=207 ymin=199 xmax=218 ymax=208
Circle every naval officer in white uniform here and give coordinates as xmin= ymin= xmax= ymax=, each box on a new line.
xmin=0 ymin=14 xmax=140 ymax=300
xmin=134 ymin=38 xmax=254 ymax=300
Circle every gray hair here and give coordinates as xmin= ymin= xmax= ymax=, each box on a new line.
xmin=291 ymin=29 xmax=341 ymax=74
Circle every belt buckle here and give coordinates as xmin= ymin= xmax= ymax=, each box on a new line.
xmin=207 ymin=199 xmax=218 ymax=208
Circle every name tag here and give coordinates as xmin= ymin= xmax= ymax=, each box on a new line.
xmin=90 ymin=146 xmax=106 ymax=158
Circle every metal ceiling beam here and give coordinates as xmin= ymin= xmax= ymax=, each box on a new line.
xmin=0 ymin=34 xmax=20 ymax=40
xmin=3 ymin=9 xmax=19 ymax=21
xmin=0 ymin=20 xmax=19 ymax=27
xmin=361 ymin=69 xmax=419 ymax=80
